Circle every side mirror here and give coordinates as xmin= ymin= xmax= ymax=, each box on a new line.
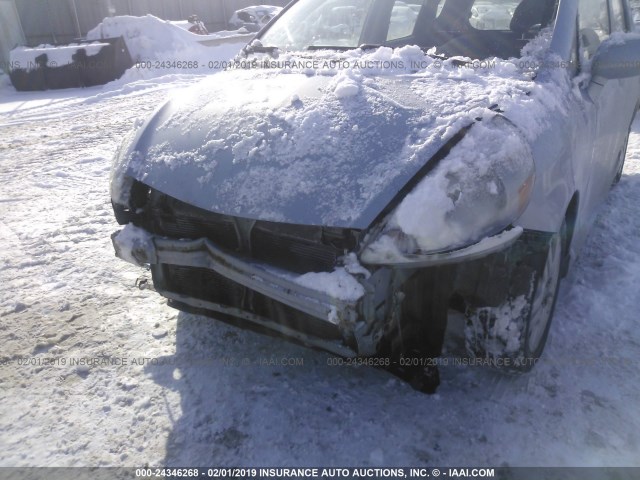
xmin=591 ymin=37 xmax=640 ymax=80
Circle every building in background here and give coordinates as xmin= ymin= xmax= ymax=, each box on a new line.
xmin=0 ymin=0 xmax=25 ymax=72
xmin=10 ymin=0 xmax=288 ymax=48
xmin=630 ymin=0 xmax=640 ymax=23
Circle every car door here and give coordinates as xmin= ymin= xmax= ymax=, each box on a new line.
xmin=607 ymin=0 xmax=640 ymax=169
xmin=579 ymin=0 xmax=636 ymax=216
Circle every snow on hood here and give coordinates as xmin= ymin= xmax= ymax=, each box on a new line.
xmin=116 ymin=42 xmax=570 ymax=229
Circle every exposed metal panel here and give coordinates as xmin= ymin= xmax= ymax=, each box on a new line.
xmin=132 ymin=0 xmax=154 ymax=17
xmin=160 ymin=0 xmax=182 ymax=21
xmin=0 ymin=0 xmax=25 ymax=72
xmin=14 ymin=0 xmax=44 ymax=45
xmin=69 ymin=0 xmax=82 ymax=38
xmin=74 ymin=0 xmax=108 ymax=37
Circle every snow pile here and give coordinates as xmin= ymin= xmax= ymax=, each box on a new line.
xmin=289 ymin=252 xmax=369 ymax=305
xmin=86 ymin=14 xmax=250 ymax=82
xmin=329 ymin=69 xmax=361 ymax=98
xmin=294 ymin=268 xmax=365 ymax=303
xmin=86 ymin=14 xmax=248 ymax=62
xmin=168 ymin=19 xmax=193 ymax=31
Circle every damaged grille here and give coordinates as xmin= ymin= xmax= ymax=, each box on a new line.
xmin=155 ymin=264 xmax=342 ymax=341
xmin=140 ymin=188 xmax=361 ymax=273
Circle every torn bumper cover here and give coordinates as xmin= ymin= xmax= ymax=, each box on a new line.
xmin=112 ymin=224 xmax=362 ymax=357
xmin=111 ymin=223 xmax=523 ymax=357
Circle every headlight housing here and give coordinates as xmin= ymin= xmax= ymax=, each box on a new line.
xmin=360 ymin=116 xmax=534 ymax=265
xmin=110 ymin=128 xmax=139 ymax=207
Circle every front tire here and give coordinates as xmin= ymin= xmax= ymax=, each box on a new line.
xmin=613 ymin=121 xmax=633 ymax=185
xmin=523 ymin=229 xmax=562 ymax=363
xmin=465 ymin=227 xmax=564 ymax=373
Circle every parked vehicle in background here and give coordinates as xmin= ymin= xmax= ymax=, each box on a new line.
xmin=187 ymin=14 xmax=209 ymax=35
xmin=111 ymin=0 xmax=640 ymax=393
xmin=228 ymin=5 xmax=283 ymax=32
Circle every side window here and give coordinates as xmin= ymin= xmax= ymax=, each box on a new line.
xmin=579 ymin=0 xmax=610 ymax=59
xmin=610 ymin=0 xmax=628 ymax=32
xmin=387 ymin=1 xmax=423 ymax=40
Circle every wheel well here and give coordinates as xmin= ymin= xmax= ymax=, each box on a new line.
xmin=561 ymin=193 xmax=579 ymax=277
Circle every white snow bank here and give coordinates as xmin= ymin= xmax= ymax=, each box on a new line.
xmin=87 ymin=14 xmax=249 ymax=62
xmin=86 ymin=14 xmax=250 ymax=82
xmin=168 ymin=20 xmax=192 ymax=31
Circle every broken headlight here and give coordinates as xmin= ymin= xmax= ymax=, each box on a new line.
xmin=360 ymin=117 xmax=534 ymax=265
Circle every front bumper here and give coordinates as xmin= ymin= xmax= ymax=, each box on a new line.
xmin=113 ymin=224 xmax=363 ymax=356
xmin=112 ymin=223 xmax=522 ymax=357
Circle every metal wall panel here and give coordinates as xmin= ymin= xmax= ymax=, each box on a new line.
xmin=74 ymin=0 xmax=109 ymax=37
xmin=15 ymin=0 xmax=290 ymax=46
xmin=0 ymin=0 xmax=25 ymax=71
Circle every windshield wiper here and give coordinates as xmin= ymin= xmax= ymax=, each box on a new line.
xmin=242 ymin=41 xmax=280 ymax=57
xmin=244 ymin=45 xmax=279 ymax=54
xmin=306 ymin=43 xmax=383 ymax=51
xmin=306 ymin=45 xmax=353 ymax=51
xmin=358 ymin=43 xmax=384 ymax=50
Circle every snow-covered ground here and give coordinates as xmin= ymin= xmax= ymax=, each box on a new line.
xmin=0 ymin=67 xmax=639 ymax=467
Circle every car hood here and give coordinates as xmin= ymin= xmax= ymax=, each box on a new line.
xmin=123 ymin=67 xmax=530 ymax=228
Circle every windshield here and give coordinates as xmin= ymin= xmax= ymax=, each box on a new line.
xmin=259 ymin=0 xmax=556 ymax=59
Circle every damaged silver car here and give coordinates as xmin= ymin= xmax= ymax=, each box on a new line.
xmin=111 ymin=0 xmax=640 ymax=392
